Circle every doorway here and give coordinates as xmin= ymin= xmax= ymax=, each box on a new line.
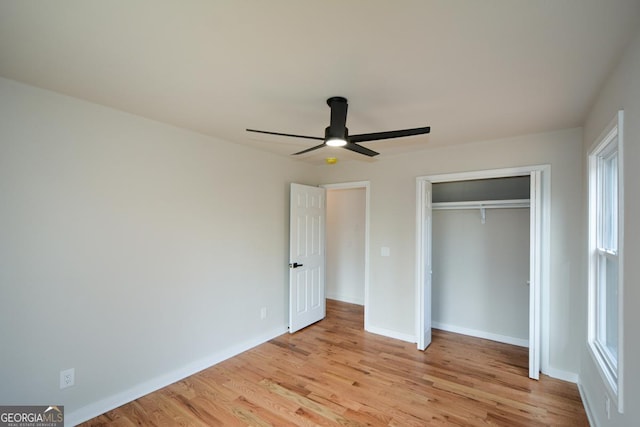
xmin=416 ymin=166 xmax=550 ymax=380
xmin=322 ymin=181 xmax=370 ymax=329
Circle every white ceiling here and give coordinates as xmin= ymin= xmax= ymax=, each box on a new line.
xmin=1 ymin=1 xmax=639 ymax=164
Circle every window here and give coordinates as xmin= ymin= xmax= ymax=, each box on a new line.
xmin=588 ymin=110 xmax=624 ymax=412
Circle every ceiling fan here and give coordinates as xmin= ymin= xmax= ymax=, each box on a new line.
xmin=246 ymin=97 xmax=430 ymax=157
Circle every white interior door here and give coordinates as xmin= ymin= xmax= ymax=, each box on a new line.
xmin=417 ymin=180 xmax=433 ymax=350
xmin=289 ymin=183 xmax=326 ymax=333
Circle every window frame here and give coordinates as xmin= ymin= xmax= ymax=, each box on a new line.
xmin=587 ymin=110 xmax=624 ymax=413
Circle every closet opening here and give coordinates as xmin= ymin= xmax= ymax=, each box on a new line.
xmin=431 ymin=176 xmax=531 ymax=350
xmin=416 ymin=166 xmax=549 ymax=380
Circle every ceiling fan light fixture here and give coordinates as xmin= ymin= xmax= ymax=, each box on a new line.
xmin=324 ymin=125 xmax=347 ymax=147
xmin=326 ymin=137 xmax=347 ymax=147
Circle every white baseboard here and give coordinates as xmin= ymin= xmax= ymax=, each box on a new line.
xmin=326 ymin=294 xmax=364 ymax=306
xmin=432 ymin=321 xmax=529 ymax=348
xmin=577 ymin=380 xmax=596 ymax=426
xmin=365 ymin=325 xmax=416 ymax=343
xmin=66 ymin=326 xmax=288 ymax=426
xmin=543 ymin=366 xmax=579 ymax=384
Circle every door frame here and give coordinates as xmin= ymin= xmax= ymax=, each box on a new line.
xmin=321 ymin=181 xmax=371 ymax=331
xmin=415 ymin=165 xmax=550 ymax=378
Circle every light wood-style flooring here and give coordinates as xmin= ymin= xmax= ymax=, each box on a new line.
xmin=81 ymin=300 xmax=588 ymax=426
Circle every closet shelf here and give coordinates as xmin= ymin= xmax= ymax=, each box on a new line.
xmin=432 ymin=199 xmax=530 ymax=210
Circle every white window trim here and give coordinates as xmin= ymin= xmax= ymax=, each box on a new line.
xmin=587 ymin=110 xmax=624 ymax=413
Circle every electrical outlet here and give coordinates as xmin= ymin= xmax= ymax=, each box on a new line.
xmin=60 ymin=368 xmax=75 ymax=389
xmin=260 ymin=307 xmax=267 ymax=320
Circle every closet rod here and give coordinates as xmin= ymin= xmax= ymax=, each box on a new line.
xmin=432 ymin=198 xmax=530 ymax=210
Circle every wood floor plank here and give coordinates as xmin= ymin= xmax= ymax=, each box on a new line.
xmin=80 ymin=300 xmax=588 ymax=426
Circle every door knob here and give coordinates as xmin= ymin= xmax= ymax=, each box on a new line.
xmin=289 ymin=262 xmax=303 ymax=268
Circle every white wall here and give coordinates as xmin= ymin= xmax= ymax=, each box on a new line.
xmin=580 ymin=27 xmax=640 ymax=426
xmin=0 ymin=77 xmax=317 ymax=424
xmin=432 ymin=208 xmax=530 ymax=345
xmin=326 ymin=188 xmax=366 ymax=305
xmin=319 ymin=127 xmax=583 ymax=375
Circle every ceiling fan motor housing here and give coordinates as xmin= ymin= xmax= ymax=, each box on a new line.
xmin=325 ymin=96 xmax=349 ymax=145
xmin=325 ymin=126 xmax=348 ymax=144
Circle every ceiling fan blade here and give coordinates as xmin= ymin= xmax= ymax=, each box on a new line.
xmin=292 ymin=143 xmax=326 ymax=155
xmin=344 ymin=142 xmax=379 ymax=157
xmin=327 ymin=97 xmax=348 ymax=137
xmin=350 ymin=126 xmax=431 ymax=143
xmin=246 ymin=128 xmax=324 ymax=141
